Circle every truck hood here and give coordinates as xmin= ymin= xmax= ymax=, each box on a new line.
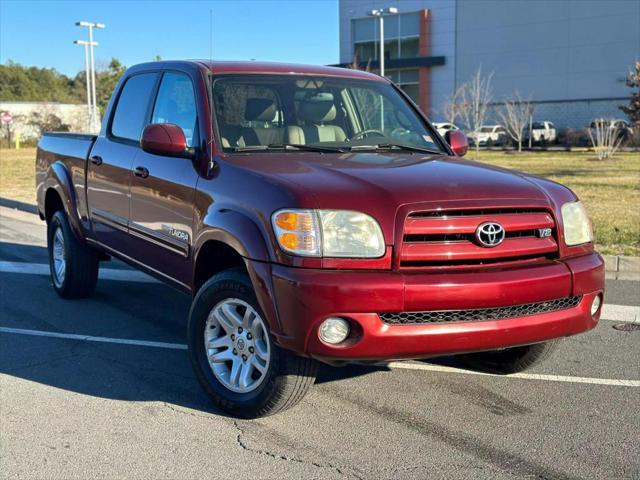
xmin=225 ymin=152 xmax=558 ymax=241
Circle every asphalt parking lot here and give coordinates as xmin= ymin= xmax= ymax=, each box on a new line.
xmin=1 ymin=206 xmax=638 ymax=480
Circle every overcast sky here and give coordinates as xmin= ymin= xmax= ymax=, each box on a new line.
xmin=0 ymin=0 xmax=340 ymax=76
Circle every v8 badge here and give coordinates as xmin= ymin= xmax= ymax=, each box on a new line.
xmin=538 ymin=228 xmax=552 ymax=238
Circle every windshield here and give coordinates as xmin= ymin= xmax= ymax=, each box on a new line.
xmin=212 ymin=75 xmax=444 ymax=153
xmin=480 ymin=127 xmax=494 ymax=133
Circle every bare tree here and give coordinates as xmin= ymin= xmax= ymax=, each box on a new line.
xmin=440 ymin=85 xmax=466 ymax=125
xmin=498 ymin=92 xmax=533 ymax=152
xmin=588 ymin=118 xmax=623 ymax=160
xmin=458 ymin=67 xmax=493 ymax=158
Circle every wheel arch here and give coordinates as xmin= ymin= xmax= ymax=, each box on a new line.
xmin=43 ymin=162 xmax=84 ymax=242
xmin=192 ymin=212 xmax=282 ymax=334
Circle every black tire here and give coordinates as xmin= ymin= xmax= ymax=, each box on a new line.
xmin=458 ymin=340 xmax=560 ymax=374
xmin=47 ymin=210 xmax=99 ymax=299
xmin=188 ymin=268 xmax=318 ymax=418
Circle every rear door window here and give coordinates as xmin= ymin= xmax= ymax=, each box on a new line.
xmin=110 ymin=73 xmax=158 ymax=142
xmin=151 ymin=72 xmax=198 ymax=147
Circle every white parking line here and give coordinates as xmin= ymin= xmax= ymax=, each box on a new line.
xmin=602 ymin=304 xmax=640 ymax=323
xmin=0 ymin=326 xmax=186 ymax=350
xmin=0 ymin=326 xmax=637 ymax=387
xmin=0 ymin=261 xmax=159 ymax=283
xmin=387 ymin=362 xmax=640 ymax=387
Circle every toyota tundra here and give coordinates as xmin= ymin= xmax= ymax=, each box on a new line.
xmin=36 ymin=61 xmax=604 ymax=417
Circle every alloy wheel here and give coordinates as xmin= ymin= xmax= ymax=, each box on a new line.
xmin=52 ymin=226 xmax=66 ymax=288
xmin=204 ymin=298 xmax=271 ymax=393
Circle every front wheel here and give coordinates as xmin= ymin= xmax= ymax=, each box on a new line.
xmin=188 ymin=268 xmax=318 ymax=418
xmin=458 ymin=341 xmax=560 ymax=374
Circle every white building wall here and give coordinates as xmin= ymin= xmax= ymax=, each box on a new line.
xmin=339 ymin=0 xmax=640 ymax=128
xmin=455 ymin=0 xmax=639 ymax=127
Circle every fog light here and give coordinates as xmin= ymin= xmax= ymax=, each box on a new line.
xmin=591 ymin=294 xmax=602 ymax=317
xmin=319 ymin=317 xmax=350 ymax=344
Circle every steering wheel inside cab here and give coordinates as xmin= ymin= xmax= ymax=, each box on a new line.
xmin=348 ymin=129 xmax=385 ymax=141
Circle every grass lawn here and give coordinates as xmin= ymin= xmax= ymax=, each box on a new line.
xmin=1 ymin=148 xmax=36 ymax=205
xmin=475 ymin=150 xmax=639 ymax=256
xmin=1 ymin=147 xmax=638 ymax=256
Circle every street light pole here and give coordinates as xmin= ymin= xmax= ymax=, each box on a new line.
xmin=368 ymin=7 xmax=398 ymax=79
xmin=379 ymin=13 xmax=385 ymax=78
xmin=74 ymin=40 xmax=93 ymax=132
xmin=88 ymin=25 xmax=97 ymax=131
xmin=368 ymin=7 xmax=398 ymax=131
xmin=76 ymin=21 xmax=105 ymax=132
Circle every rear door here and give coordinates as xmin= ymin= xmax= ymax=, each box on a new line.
xmin=87 ymin=72 xmax=158 ymax=249
xmin=127 ymin=71 xmax=200 ymax=287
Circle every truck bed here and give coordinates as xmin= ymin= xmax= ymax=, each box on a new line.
xmin=36 ymin=132 xmax=98 ymax=223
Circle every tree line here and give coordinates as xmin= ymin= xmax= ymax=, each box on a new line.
xmin=0 ymin=59 xmax=126 ymax=113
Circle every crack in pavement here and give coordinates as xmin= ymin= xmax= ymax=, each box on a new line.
xmin=233 ymin=420 xmax=363 ymax=479
xmin=160 ymin=403 xmax=220 ymax=420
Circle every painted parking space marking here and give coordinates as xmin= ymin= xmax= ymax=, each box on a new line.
xmin=0 ymin=326 xmax=186 ymax=350
xmin=0 ymin=326 xmax=638 ymax=387
xmin=386 ymin=362 xmax=640 ymax=387
xmin=601 ymin=303 xmax=640 ymax=323
xmin=0 ymin=261 xmax=159 ymax=283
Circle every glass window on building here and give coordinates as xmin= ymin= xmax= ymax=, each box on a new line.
xmin=400 ymin=37 xmax=419 ymax=57
xmin=401 ymin=85 xmax=419 ymax=105
xmin=351 ymin=12 xmax=420 ymax=64
xmin=353 ymin=17 xmax=376 ymax=42
xmin=387 ymin=69 xmax=420 ymax=105
xmin=354 ymin=41 xmax=377 ymax=63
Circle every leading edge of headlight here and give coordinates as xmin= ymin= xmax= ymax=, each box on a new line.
xmin=561 ymin=201 xmax=593 ymax=246
xmin=272 ymin=209 xmax=385 ymax=258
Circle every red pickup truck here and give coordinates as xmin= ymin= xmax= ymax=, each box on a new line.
xmin=36 ymin=61 xmax=604 ymax=418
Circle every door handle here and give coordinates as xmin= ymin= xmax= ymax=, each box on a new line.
xmin=90 ymin=155 xmax=103 ymax=166
xmin=134 ymin=166 xmax=149 ymax=179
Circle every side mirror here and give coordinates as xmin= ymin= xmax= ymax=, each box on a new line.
xmin=444 ymin=130 xmax=469 ymax=157
xmin=141 ymin=123 xmax=191 ymax=157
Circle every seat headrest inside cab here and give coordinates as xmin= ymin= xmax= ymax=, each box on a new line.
xmin=301 ymin=93 xmax=336 ymax=123
xmin=245 ymin=98 xmax=276 ymax=122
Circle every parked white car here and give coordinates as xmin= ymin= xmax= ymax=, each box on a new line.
xmin=530 ymin=121 xmax=557 ymax=144
xmin=433 ymin=122 xmax=460 ymax=138
xmin=467 ymin=125 xmax=508 ymax=146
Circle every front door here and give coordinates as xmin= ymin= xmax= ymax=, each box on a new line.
xmin=87 ymin=72 xmax=159 ymax=249
xmin=128 ymin=71 xmax=200 ymax=287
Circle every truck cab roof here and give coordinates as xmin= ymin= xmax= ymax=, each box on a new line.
xmin=127 ymin=59 xmax=385 ymax=82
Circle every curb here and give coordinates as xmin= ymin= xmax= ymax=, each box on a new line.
xmin=1 ymin=197 xmax=638 ymax=274
xmin=603 ymin=256 xmax=640 ymax=280
xmin=0 ymin=197 xmax=38 ymax=215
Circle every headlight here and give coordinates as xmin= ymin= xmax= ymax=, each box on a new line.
xmin=272 ymin=209 xmax=385 ymax=258
xmin=561 ymin=201 xmax=593 ymax=246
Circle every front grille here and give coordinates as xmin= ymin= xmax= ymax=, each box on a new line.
xmin=380 ymin=296 xmax=582 ymax=325
xmin=409 ymin=208 xmax=544 ymax=218
xmin=400 ymin=207 xmax=558 ymax=267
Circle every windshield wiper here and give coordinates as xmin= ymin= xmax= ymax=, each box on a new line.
xmin=349 ymin=143 xmax=442 ymax=155
xmin=232 ymin=143 xmax=346 ymax=153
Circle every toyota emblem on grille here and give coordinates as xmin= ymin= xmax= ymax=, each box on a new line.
xmin=475 ymin=222 xmax=505 ymax=247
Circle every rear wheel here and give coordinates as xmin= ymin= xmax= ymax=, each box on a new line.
xmin=188 ymin=268 xmax=318 ymax=418
xmin=47 ymin=210 xmax=99 ymax=299
xmin=458 ymin=341 xmax=560 ymax=374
